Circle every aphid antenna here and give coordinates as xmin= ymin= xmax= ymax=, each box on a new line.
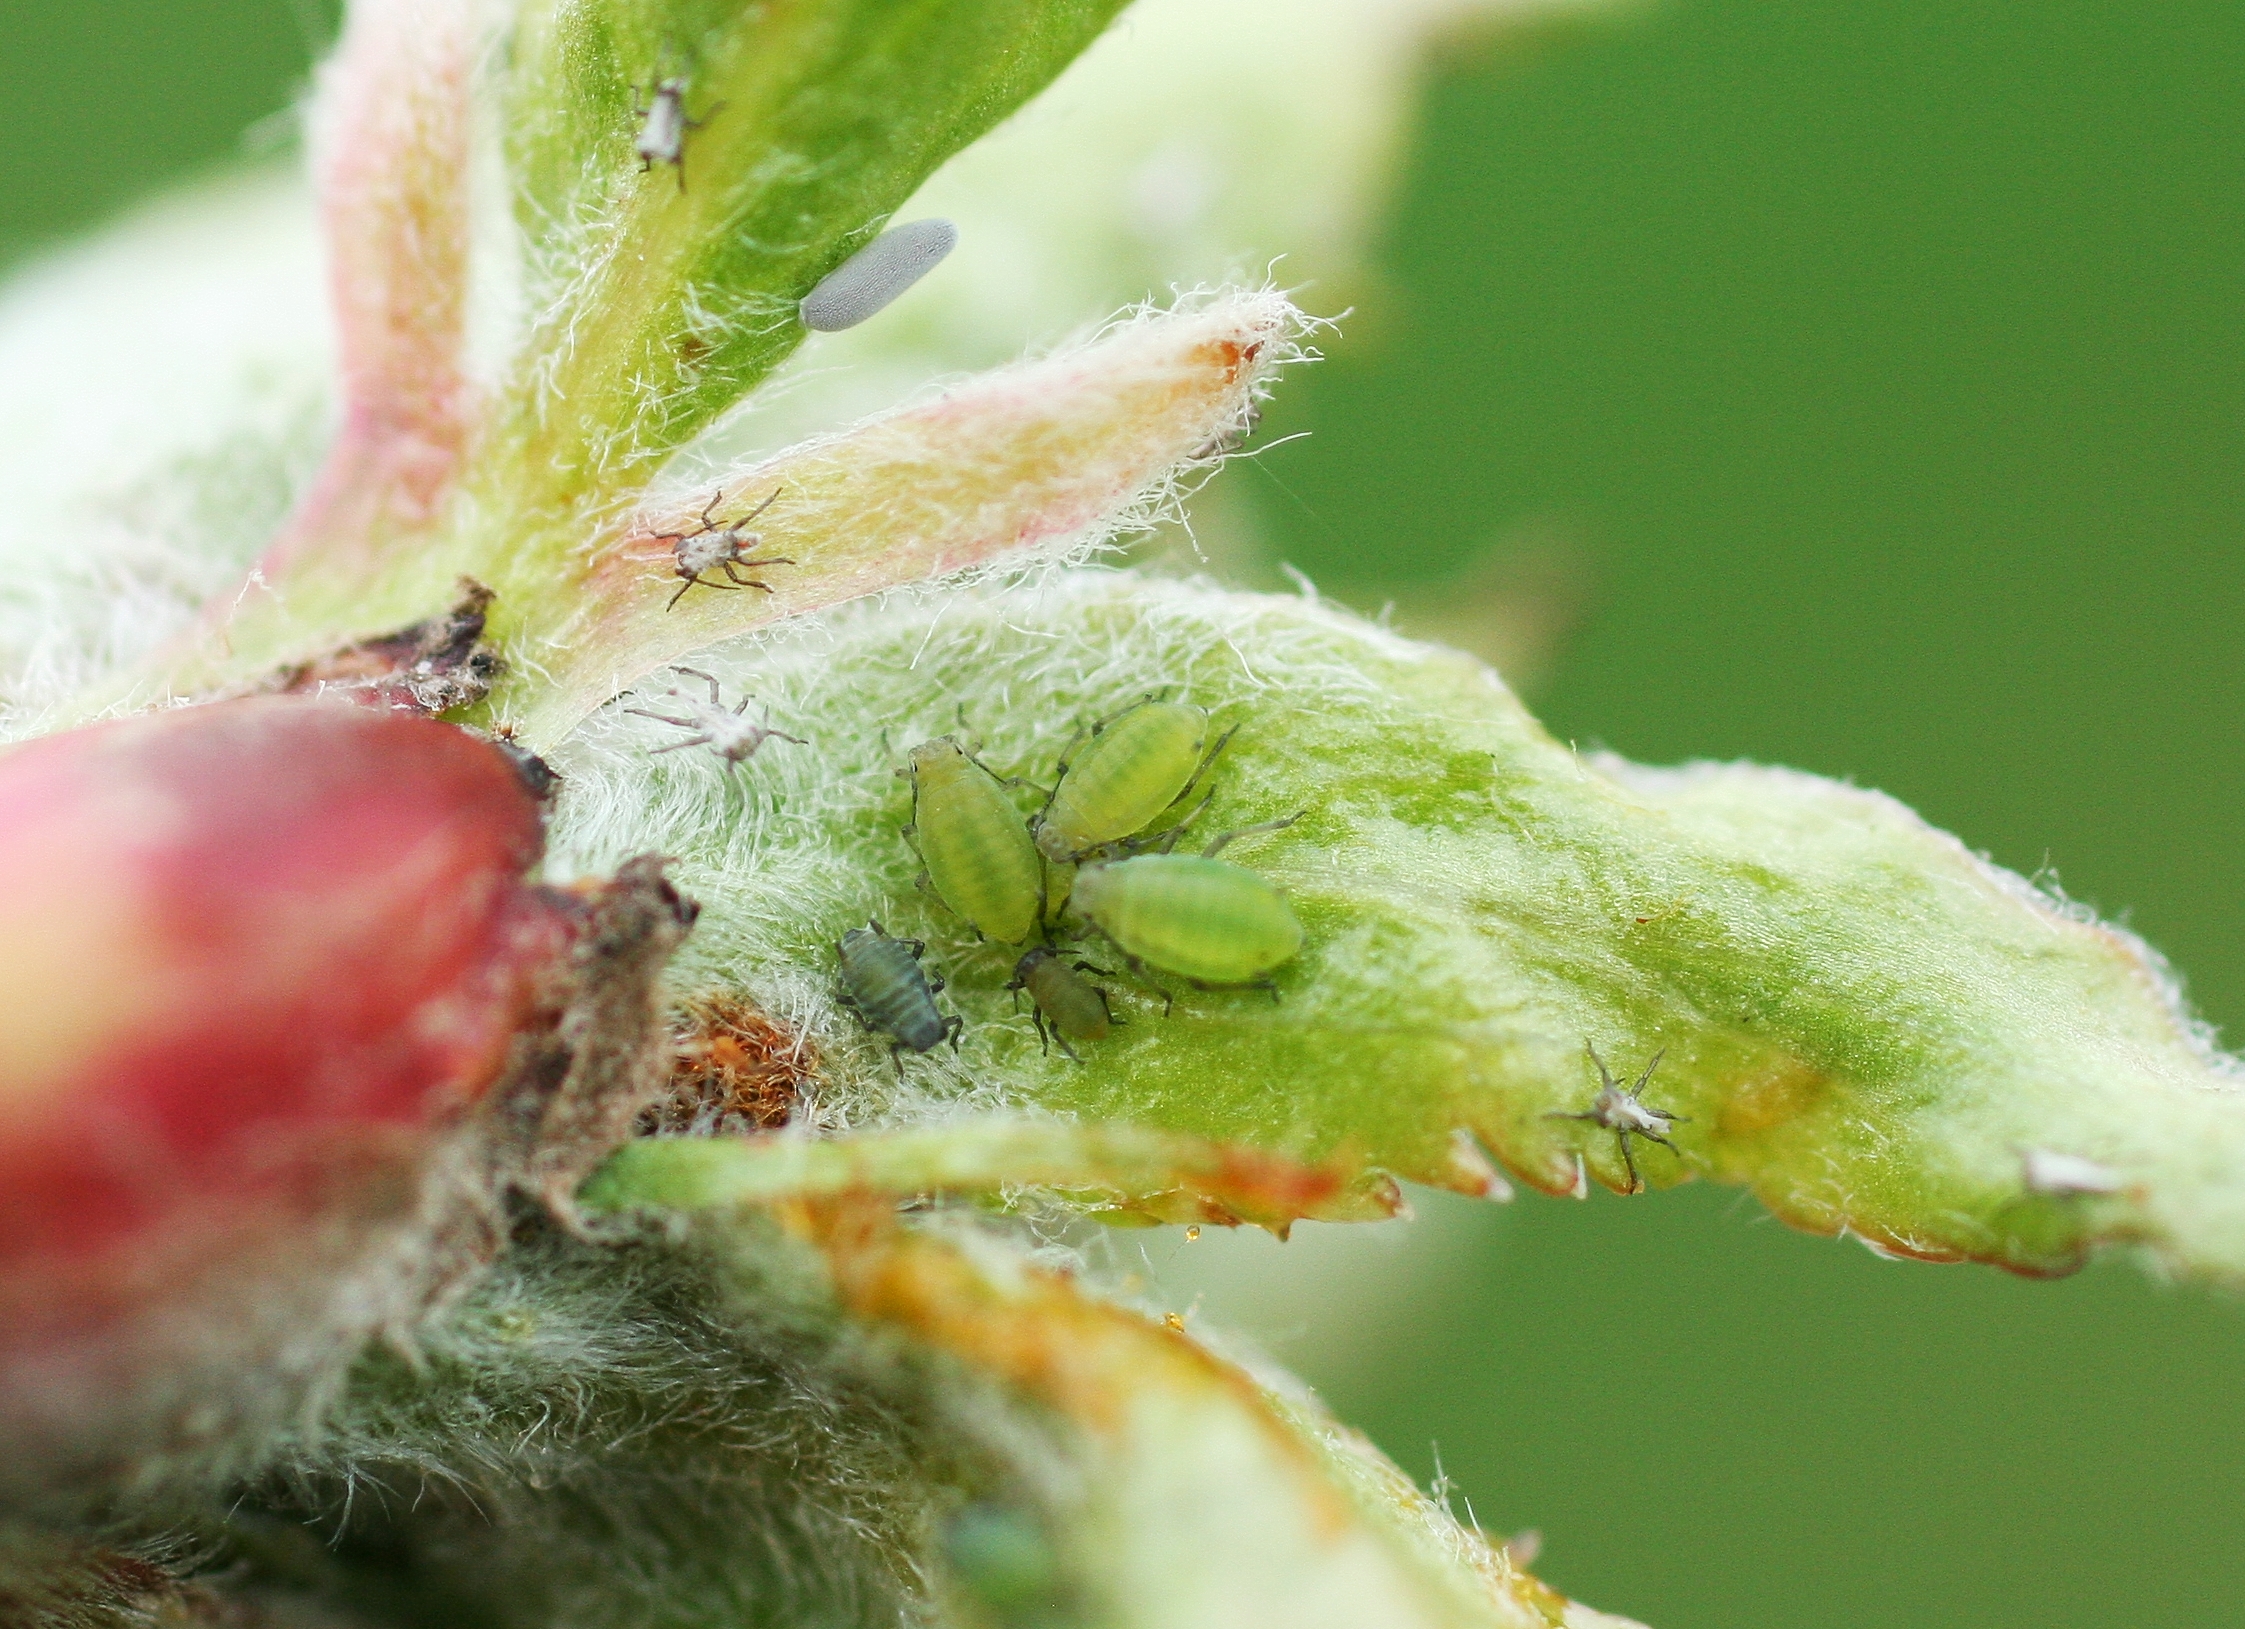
xmin=949 ymin=700 xmax=984 ymax=757
xmin=1199 ymin=811 xmax=1303 ymax=860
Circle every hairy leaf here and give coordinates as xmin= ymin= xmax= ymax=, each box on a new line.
xmin=111 ymin=292 xmax=1295 ymax=738
xmin=90 ymin=1203 xmax=1634 ymax=1627
xmin=504 ymin=291 xmax=1303 ymax=742
xmin=499 ymin=0 xmax=1133 ymax=498
xmin=551 ymin=572 xmax=2245 ymax=1283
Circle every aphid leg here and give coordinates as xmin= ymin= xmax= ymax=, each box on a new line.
xmin=667 ymin=573 xmax=740 ymax=611
xmin=1616 ymin=1133 xmax=1643 ymax=1195
xmin=673 ymin=665 xmax=723 ymax=706
xmin=1027 ymin=1005 xmax=1049 ymax=1053
xmin=623 ymin=707 xmax=698 ymax=729
xmin=1118 ymin=954 xmax=1176 ymax=1017
xmin=943 ymin=1015 xmax=965 ymax=1053
xmin=646 ymin=736 xmax=716 ymax=755
xmin=1046 ymin=720 xmax=1094 ymax=787
xmin=1145 ymin=787 xmax=1218 ymax=854
xmin=1169 ymin=722 xmax=1240 ymax=817
xmin=719 ymin=561 xmax=782 ymax=591
xmin=1200 ymin=811 xmax=1303 ymax=859
xmin=1051 ymin=1025 xmax=1082 ymax=1064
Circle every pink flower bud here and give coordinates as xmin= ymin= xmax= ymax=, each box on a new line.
xmin=0 ymin=699 xmax=685 ymax=1498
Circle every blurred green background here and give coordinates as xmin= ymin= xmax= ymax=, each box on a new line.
xmin=3 ymin=2 xmax=2239 ymax=1625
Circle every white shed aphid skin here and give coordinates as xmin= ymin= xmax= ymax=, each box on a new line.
xmin=653 ymin=486 xmax=792 ymax=610
xmin=2019 ymin=1147 xmax=2126 ymax=1198
xmin=624 ymin=667 xmax=806 ymax=778
xmin=633 ymin=77 xmax=721 ymax=189
xmin=798 ymin=219 xmax=960 ymax=332
xmin=1545 ymin=1043 xmax=1688 ymax=1194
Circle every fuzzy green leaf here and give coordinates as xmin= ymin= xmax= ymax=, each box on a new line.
xmin=105 ymin=1209 xmax=1631 ymax=1627
xmin=551 ymin=572 xmax=2245 ymax=1283
xmin=498 ymin=0 xmax=1132 ymax=502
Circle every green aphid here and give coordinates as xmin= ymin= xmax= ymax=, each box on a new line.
xmin=1032 ymin=696 xmax=1233 ymax=863
xmin=836 ymin=920 xmax=961 ymax=1060
xmin=1069 ymin=823 xmax=1303 ymax=991
xmin=901 ymin=735 xmax=1043 ymax=944
xmin=1008 ymin=944 xmax=1121 ymax=1061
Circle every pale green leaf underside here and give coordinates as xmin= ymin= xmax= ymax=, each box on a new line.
xmin=500 ymin=0 xmax=1133 ymax=498
xmin=552 ymin=571 xmax=2245 ymax=1282
xmin=587 ymin=1116 xmax=1408 ymax=1228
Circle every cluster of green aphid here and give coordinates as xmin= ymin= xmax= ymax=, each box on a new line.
xmin=835 ymin=698 xmax=1303 ymax=1067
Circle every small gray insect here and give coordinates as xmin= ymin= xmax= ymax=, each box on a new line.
xmin=634 ymin=76 xmax=720 ymax=188
xmin=837 ymin=920 xmax=962 ymax=1064
xmin=1546 ymin=1044 xmax=1688 ymax=1194
xmin=799 ymin=219 xmax=960 ymax=332
xmin=655 ymin=485 xmax=792 ymax=610
xmin=625 ymin=667 xmax=805 ymax=777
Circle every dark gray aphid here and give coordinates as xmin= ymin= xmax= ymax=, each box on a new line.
xmin=799 ymin=219 xmax=959 ymax=332
xmin=837 ymin=920 xmax=961 ymax=1062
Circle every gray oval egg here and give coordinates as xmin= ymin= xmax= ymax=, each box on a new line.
xmin=798 ymin=218 xmax=959 ymax=332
